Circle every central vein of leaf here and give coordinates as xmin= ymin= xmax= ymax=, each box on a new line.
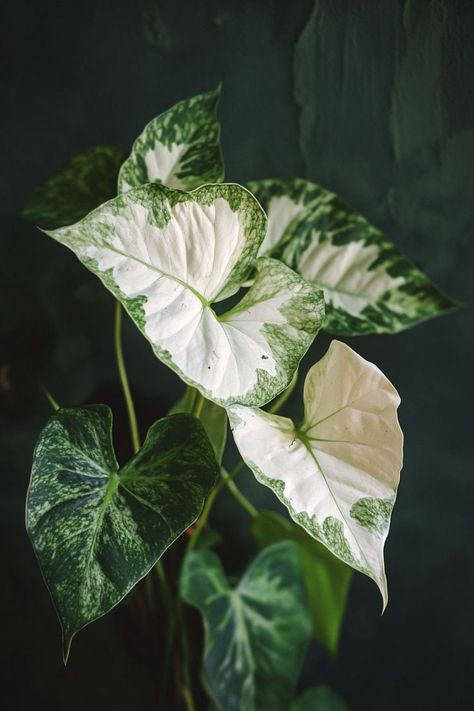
xmin=103 ymin=243 xmax=211 ymax=307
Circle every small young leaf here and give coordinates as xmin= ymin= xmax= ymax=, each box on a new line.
xmin=118 ymin=87 xmax=224 ymax=192
xmin=229 ymin=340 xmax=403 ymax=607
xmin=26 ymin=406 xmax=218 ymax=660
xmin=251 ymin=511 xmax=352 ymax=655
xmin=248 ymin=178 xmax=457 ymax=335
xmin=44 ymin=183 xmax=324 ymax=407
xmin=180 ymin=542 xmax=311 ymax=711
xmin=169 ymin=386 xmax=228 ymax=463
xmin=292 ymin=686 xmax=349 ymax=711
xmin=23 ymin=146 xmax=127 ymax=229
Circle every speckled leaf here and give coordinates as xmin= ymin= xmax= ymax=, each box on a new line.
xmin=229 ymin=340 xmax=403 ymax=607
xmin=26 ymin=406 xmax=218 ymax=660
xmin=169 ymin=386 xmax=227 ymax=463
xmin=118 ymin=87 xmax=223 ymax=192
xmin=291 ymin=686 xmax=349 ymax=711
xmin=248 ymin=178 xmax=456 ymax=335
xmin=251 ymin=511 xmax=351 ymax=655
xmin=180 ymin=542 xmax=311 ymax=711
xmin=44 ymin=183 xmax=324 ymax=407
xmin=23 ymin=146 xmax=127 ymax=229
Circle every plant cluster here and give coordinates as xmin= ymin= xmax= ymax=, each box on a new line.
xmin=24 ymin=87 xmax=456 ymax=710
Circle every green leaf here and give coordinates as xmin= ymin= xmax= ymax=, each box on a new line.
xmin=292 ymin=686 xmax=349 ymax=711
xmin=23 ymin=146 xmax=127 ymax=230
xmin=229 ymin=340 xmax=403 ymax=607
xmin=169 ymin=386 xmax=228 ymax=463
xmin=45 ymin=183 xmax=324 ymax=407
xmin=26 ymin=406 xmax=218 ymax=660
xmin=118 ymin=87 xmax=224 ymax=192
xmin=180 ymin=542 xmax=311 ymax=711
xmin=248 ymin=178 xmax=457 ymax=335
xmin=251 ymin=511 xmax=351 ymax=655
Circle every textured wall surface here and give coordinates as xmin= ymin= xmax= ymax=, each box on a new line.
xmin=1 ymin=2 xmax=472 ymax=709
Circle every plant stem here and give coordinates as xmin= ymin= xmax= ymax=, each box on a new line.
xmin=176 ymin=599 xmax=195 ymax=711
xmin=186 ymin=461 xmax=251 ymax=554
xmin=43 ymin=387 xmax=60 ymax=412
xmin=220 ymin=468 xmax=258 ymax=518
xmin=191 ymin=391 xmax=205 ymax=419
xmin=114 ymin=300 xmax=140 ymax=454
xmin=114 ymin=301 xmax=180 ymax=704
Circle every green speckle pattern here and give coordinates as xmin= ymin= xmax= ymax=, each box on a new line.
xmin=45 ymin=184 xmax=324 ymax=408
xmin=350 ymin=495 xmax=395 ymax=536
xmin=26 ymin=406 xmax=218 ymax=660
xmin=118 ymin=87 xmax=223 ymax=192
xmin=180 ymin=542 xmax=311 ymax=711
xmin=249 ymin=178 xmax=457 ymax=335
xmin=23 ymin=145 xmax=127 ymax=229
xmin=246 ymin=461 xmax=370 ymax=579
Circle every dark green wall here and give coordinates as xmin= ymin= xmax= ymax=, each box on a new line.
xmin=1 ymin=2 xmax=472 ymax=709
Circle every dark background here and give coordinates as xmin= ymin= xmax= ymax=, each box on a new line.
xmin=2 ymin=1 xmax=473 ymax=709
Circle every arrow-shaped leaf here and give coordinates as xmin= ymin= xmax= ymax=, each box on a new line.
xmin=26 ymin=406 xmax=218 ymax=660
xmin=181 ymin=541 xmax=311 ymax=711
xmin=248 ymin=178 xmax=457 ymax=335
xmin=44 ymin=183 xmax=324 ymax=407
xmin=229 ymin=340 xmax=403 ymax=606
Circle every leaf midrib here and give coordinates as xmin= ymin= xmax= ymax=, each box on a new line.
xmin=97 ymin=242 xmax=211 ymax=307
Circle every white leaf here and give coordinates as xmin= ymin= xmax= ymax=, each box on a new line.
xmin=45 ymin=183 xmax=324 ymax=407
xmin=229 ymin=340 xmax=403 ymax=605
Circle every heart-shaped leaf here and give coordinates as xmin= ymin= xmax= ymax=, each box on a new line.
xmin=248 ymin=178 xmax=457 ymax=335
xmin=26 ymin=406 xmax=218 ymax=660
xmin=251 ymin=511 xmax=352 ymax=655
xmin=229 ymin=340 xmax=403 ymax=606
xmin=180 ymin=541 xmax=311 ymax=711
xmin=118 ymin=87 xmax=224 ymax=193
xmin=23 ymin=146 xmax=127 ymax=230
xmin=44 ymin=183 xmax=324 ymax=407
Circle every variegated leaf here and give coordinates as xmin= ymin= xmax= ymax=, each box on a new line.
xmin=251 ymin=511 xmax=352 ymax=655
xmin=180 ymin=542 xmax=311 ymax=711
xmin=229 ymin=340 xmax=403 ymax=606
xmin=26 ymin=406 xmax=218 ymax=660
xmin=169 ymin=386 xmax=228 ymax=463
xmin=248 ymin=178 xmax=456 ymax=335
xmin=118 ymin=87 xmax=223 ymax=193
xmin=23 ymin=146 xmax=127 ymax=229
xmin=44 ymin=183 xmax=324 ymax=407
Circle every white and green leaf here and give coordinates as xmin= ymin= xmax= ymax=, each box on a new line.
xmin=45 ymin=183 xmax=324 ymax=407
xmin=251 ymin=511 xmax=352 ymax=655
xmin=249 ymin=178 xmax=457 ymax=335
xmin=180 ymin=542 xmax=311 ymax=711
xmin=229 ymin=340 xmax=403 ymax=606
xmin=26 ymin=406 xmax=218 ymax=660
xmin=118 ymin=87 xmax=224 ymax=193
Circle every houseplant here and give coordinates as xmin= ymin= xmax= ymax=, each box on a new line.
xmin=24 ymin=87 xmax=456 ymax=710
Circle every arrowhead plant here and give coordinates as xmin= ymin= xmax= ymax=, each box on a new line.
xmin=23 ymin=87 xmax=457 ymax=708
